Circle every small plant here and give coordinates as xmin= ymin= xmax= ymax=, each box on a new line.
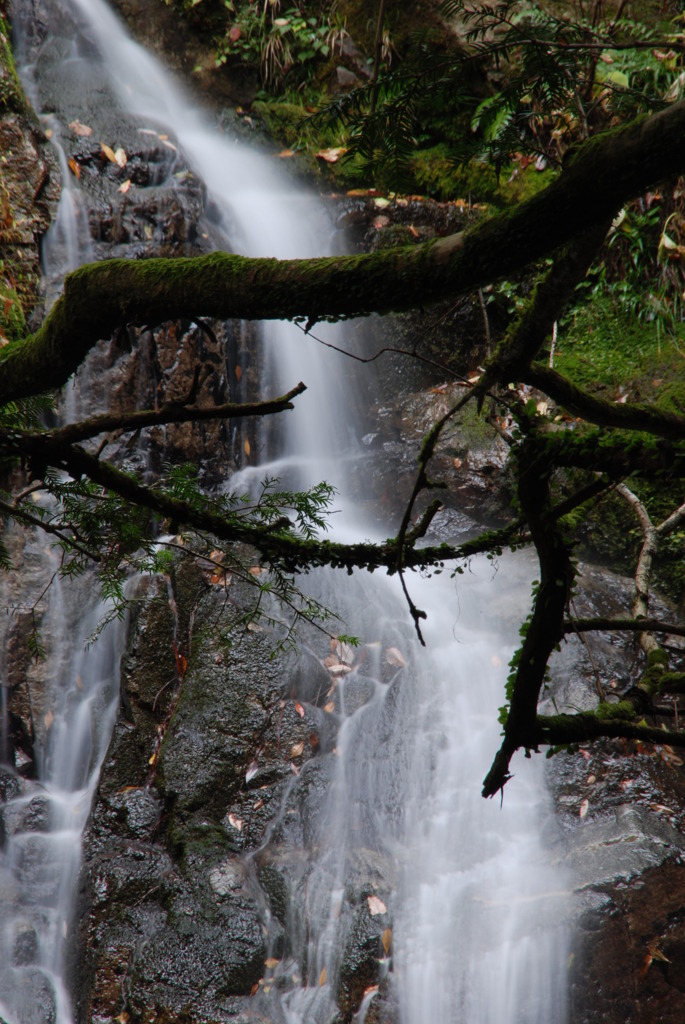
xmin=216 ymin=1 xmax=336 ymax=88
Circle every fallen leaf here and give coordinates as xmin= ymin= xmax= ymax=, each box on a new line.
xmin=587 ymin=774 xmax=596 ymax=785
xmin=44 ymin=710 xmax=54 ymax=731
xmin=290 ymin=740 xmax=305 ymax=758
xmin=215 ymin=653 xmax=223 ymax=665
xmin=114 ymin=146 xmax=127 ymax=168
xmin=235 ymin=364 xmax=242 ymax=381
xmin=309 ymin=732 xmax=320 ymax=751
xmin=277 ymin=149 xmax=295 ymax=158
xmin=244 ymin=438 xmax=251 ymax=457
xmin=245 ymin=760 xmax=259 ymax=783
xmin=161 ymin=139 xmax=179 ymax=152
xmin=316 ymin=147 xmax=347 ymax=163
xmin=407 ymin=225 xmax=420 ymax=238
xmin=579 ymin=799 xmax=589 ymax=819
xmin=294 ymin=701 xmax=305 ymax=718
xmin=373 ymin=215 xmax=390 ymax=229
xmin=367 ymin=895 xmax=387 ymax=916
xmin=363 ymin=985 xmax=379 ymax=998
xmin=381 ymin=928 xmax=392 ymax=954
xmin=651 ymin=803 xmax=675 ymax=815
xmin=118 ymin=179 xmax=132 ymax=194
xmin=101 ymin=142 xmax=117 ymax=163
xmin=68 ymin=157 xmax=81 ymax=179
xmin=373 ymin=196 xmax=390 ymax=209
xmin=248 ymin=566 xmax=262 ymax=576
xmin=265 ymin=957 xmax=280 ymax=969
xmin=385 ymin=647 xmax=406 ymax=668
xmin=250 ymin=982 xmax=259 ymax=996
xmin=253 ymin=797 xmax=264 ymax=810
xmin=228 ymin=813 xmax=243 ymax=832
xmin=327 ymin=662 xmax=352 ymax=676
xmin=319 ymin=966 xmax=327 ymax=986
xmin=323 ymin=701 xmax=336 ymax=713
xmin=69 ymin=119 xmax=92 ymax=136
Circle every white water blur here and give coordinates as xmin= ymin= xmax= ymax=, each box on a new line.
xmin=393 ymin=565 xmax=568 ymax=1024
xmin=10 ymin=20 xmax=93 ymax=304
xmin=66 ymin=0 xmax=356 ymax=490
xmin=0 ymin=561 xmax=124 ymax=1024
xmin=8 ymin=1 xmax=571 ymax=1021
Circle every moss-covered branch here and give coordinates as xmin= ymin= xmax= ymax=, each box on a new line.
xmin=534 ymin=711 xmax=685 ymax=748
xmin=565 ymin=616 xmax=685 ymax=639
xmin=482 ymin=434 xmax=576 ymax=797
xmin=525 ymin=364 xmax=685 ymax=440
xmin=39 ymin=382 xmax=307 ymax=446
xmin=6 ymin=98 xmax=685 ymax=403
xmin=0 ymin=425 xmax=530 ymax=574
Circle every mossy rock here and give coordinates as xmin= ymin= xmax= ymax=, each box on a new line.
xmin=0 ymin=17 xmax=26 ymax=116
xmin=0 ymin=275 xmax=26 ymax=343
xmin=410 ymin=145 xmax=555 ymax=204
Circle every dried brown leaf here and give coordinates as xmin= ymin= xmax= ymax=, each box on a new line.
xmin=69 ymin=119 xmax=92 ymax=136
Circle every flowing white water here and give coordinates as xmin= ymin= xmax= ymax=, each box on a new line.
xmin=0 ymin=559 xmax=123 ymax=1024
xmin=7 ymin=1 xmax=570 ymax=1021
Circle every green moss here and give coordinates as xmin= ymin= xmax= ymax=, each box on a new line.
xmin=596 ymin=700 xmax=635 ymax=721
xmin=0 ymin=17 xmax=26 ymax=115
xmin=251 ymin=99 xmax=309 ymax=144
xmin=409 ymin=145 xmax=555 ymax=204
xmin=0 ymin=274 xmax=26 ymax=343
xmin=647 ymin=647 xmax=668 ymax=669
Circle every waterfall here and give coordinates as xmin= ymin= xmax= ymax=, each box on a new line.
xmin=0 ymin=555 xmax=124 ymax=1024
xmin=6 ymin=1 xmax=570 ymax=1021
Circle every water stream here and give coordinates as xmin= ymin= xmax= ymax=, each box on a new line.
xmin=4 ymin=2 xmax=570 ymax=1021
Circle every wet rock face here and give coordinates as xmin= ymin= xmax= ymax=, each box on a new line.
xmin=75 ymin=564 xmax=321 ymax=1021
xmin=0 ymin=90 xmax=58 ymax=336
xmin=76 ymin=557 xmax=412 ymax=1023
xmin=545 ymin=566 xmax=685 ymax=1024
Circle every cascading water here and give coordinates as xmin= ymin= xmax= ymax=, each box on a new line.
xmin=5 ymin=1 xmax=570 ymax=1021
xmin=0 ymin=558 xmax=124 ymax=1024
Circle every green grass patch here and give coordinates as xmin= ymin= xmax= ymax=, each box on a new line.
xmin=555 ymin=295 xmax=685 ymax=414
